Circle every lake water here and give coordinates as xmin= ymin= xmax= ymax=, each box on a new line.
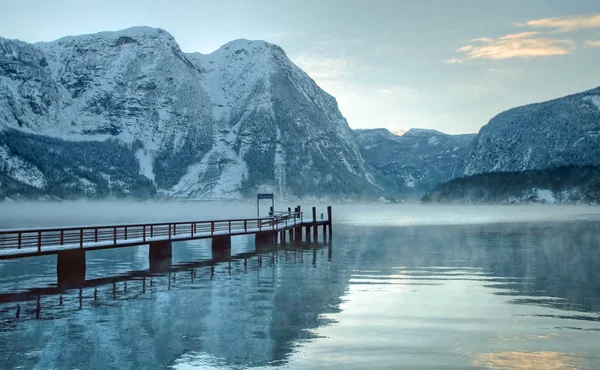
xmin=0 ymin=203 xmax=599 ymax=369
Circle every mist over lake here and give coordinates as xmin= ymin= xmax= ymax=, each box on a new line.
xmin=0 ymin=203 xmax=599 ymax=369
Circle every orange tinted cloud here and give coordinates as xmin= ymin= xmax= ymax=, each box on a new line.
xmin=457 ymin=32 xmax=574 ymax=60
xmin=519 ymin=14 xmax=600 ymax=32
xmin=585 ymin=40 xmax=600 ymax=48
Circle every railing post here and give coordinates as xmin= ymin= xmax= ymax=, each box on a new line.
xmin=229 ymin=220 xmax=231 ymax=234
xmin=124 ymin=226 xmax=128 ymax=240
xmin=143 ymin=225 xmax=146 ymax=243
xmin=94 ymin=228 xmax=98 ymax=243
xmin=18 ymin=232 xmax=22 ymax=249
xmin=174 ymin=224 xmax=177 ymax=236
xmin=191 ymin=222 xmax=194 ymax=237
xmin=211 ymin=222 xmax=214 ymax=236
xmin=80 ymin=228 xmax=84 ymax=248
xmin=60 ymin=230 xmax=64 ymax=245
xmin=114 ymin=227 xmax=117 ymax=245
xmin=150 ymin=225 xmax=154 ymax=238
xmin=244 ymin=220 xmax=247 ymax=232
xmin=37 ymin=231 xmax=41 ymax=252
xmin=169 ymin=224 xmax=172 ymax=240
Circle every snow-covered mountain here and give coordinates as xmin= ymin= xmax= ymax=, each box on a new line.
xmin=0 ymin=27 xmax=381 ymax=200
xmin=462 ymin=86 xmax=600 ymax=176
xmin=354 ymin=128 xmax=475 ymax=194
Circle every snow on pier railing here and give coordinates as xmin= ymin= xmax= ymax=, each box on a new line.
xmin=0 ymin=212 xmax=304 ymax=258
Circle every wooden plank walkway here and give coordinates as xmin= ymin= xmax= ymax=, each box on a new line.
xmin=0 ymin=209 xmax=331 ymax=260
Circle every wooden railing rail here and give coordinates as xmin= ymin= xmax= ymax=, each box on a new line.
xmin=0 ymin=212 xmax=303 ymax=253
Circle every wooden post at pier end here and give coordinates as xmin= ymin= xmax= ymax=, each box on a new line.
xmin=312 ymin=207 xmax=318 ymax=241
xmin=327 ymin=205 xmax=333 ymax=238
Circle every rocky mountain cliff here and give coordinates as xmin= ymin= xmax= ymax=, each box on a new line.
xmin=0 ymin=27 xmax=382 ymax=201
xmin=462 ymin=86 xmax=600 ymax=176
xmin=354 ymin=128 xmax=474 ymax=195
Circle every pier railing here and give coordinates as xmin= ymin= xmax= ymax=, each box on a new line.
xmin=0 ymin=211 xmax=303 ymax=254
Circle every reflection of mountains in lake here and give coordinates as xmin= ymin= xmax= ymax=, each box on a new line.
xmin=1 ymin=220 xmax=599 ymax=368
xmin=0 ymin=242 xmax=351 ymax=369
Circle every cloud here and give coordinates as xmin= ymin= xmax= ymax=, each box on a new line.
xmin=470 ymin=37 xmax=494 ymax=43
xmin=498 ymin=31 xmax=539 ymax=40
xmin=518 ymin=14 xmax=600 ymax=32
xmin=445 ymin=57 xmax=463 ymax=64
xmin=292 ymin=56 xmax=353 ymax=80
xmin=456 ymin=32 xmax=574 ymax=60
xmin=486 ymin=67 xmax=523 ymax=76
xmin=585 ymin=40 xmax=600 ymax=48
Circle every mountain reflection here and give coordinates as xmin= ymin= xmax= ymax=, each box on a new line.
xmin=0 ymin=242 xmax=347 ymax=369
xmin=0 ymin=218 xmax=599 ymax=369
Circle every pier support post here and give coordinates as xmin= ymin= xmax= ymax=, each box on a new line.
xmin=212 ymin=235 xmax=231 ymax=259
xmin=57 ymin=249 xmax=86 ymax=287
xmin=150 ymin=241 xmax=172 ymax=258
xmin=149 ymin=241 xmax=172 ymax=272
xmin=255 ymin=231 xmax=275 ymax=245
xmin=327 ymin=206 xmax=333 ymax=238
xmin=305 ymin=226 xmax=311 ymax=242
xmin=312 ymin=207 xmax=318 ymax=241
xmin=294 ymin=227 xmax=302 ymax=242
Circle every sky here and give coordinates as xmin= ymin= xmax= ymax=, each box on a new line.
xmin=1 ymin=0 xmax=599 ymax=134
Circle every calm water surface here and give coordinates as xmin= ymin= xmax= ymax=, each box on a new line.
xmin=0 ymin=204 xmax=599 ymax=369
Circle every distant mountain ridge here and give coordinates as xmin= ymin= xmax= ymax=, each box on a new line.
xmin=354 ymin=128 xmax=475 ymax=195
xmin=0 ymin=27 xmax=382 ymax=201
xmin=461 ymin=86 xmax=600 ymax=176
xmin=425 ymin=86 xmax=600 ymax=205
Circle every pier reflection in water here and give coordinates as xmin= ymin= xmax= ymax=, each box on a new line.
xmin=0 ymin=207 xmax=599 ymax=369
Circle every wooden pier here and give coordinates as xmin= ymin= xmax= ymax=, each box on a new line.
xmin=0 ymin=206 xmax=332 ymax=285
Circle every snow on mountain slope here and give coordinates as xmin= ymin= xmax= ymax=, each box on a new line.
xmin=462 ymin=86 xmax=600 ymax=176
xmin=354 ymin=128 xmax=475 ymax=194
xmin=0 ymin=144 xmax=46 ymax=189
xmin=0 ymin=28 xmax=380 ymax=200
